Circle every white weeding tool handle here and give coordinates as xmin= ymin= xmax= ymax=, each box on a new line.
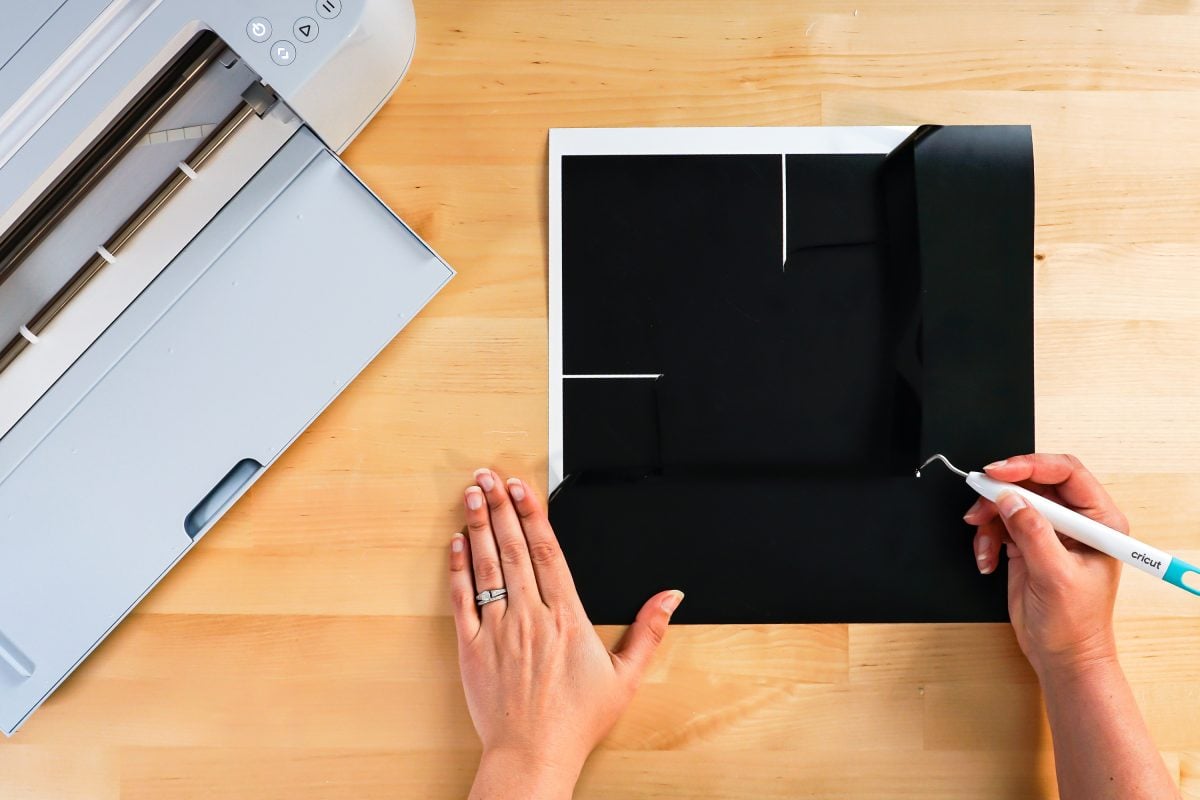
xmin=965 ymin=472 xmax=1200 ymax=597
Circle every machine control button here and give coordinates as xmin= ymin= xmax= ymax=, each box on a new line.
xmin=294 ymin=16 xmax=319 ymax=42
xmin=315 ymin=0 xmax=342 ymax=20
xmin=271 ymin=40 xmax=297 ymax=66
xmin=246 ymin=17 xmax=272 ymax=42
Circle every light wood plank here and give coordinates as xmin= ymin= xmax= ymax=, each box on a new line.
xmin=0 ymin=747 xmax=118 ymax=800
xmin=118 ymin=749 xmax=477 ymax=800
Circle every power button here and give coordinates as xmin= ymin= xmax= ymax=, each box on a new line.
xmin=246 ymin=17 xmax=272 ymax=43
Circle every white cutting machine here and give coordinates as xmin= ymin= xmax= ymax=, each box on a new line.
xmin=0 ymin=0 xmax=452 ymax=734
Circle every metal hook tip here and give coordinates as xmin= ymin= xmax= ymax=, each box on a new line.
xmin=916 ymin=453 xmax=968 ymax=479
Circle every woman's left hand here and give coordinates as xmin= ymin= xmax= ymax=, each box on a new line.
xmin=451 ymin=469 xmax=684 ymax=799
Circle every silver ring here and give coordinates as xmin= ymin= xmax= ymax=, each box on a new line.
xmin=476 ymin=588 xmax=508 ymax=606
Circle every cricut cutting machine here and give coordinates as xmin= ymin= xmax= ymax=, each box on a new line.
xmin=0 ymin=0 xmax=452 ymax=734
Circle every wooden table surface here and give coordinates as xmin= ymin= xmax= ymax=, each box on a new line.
xmin=6 ymin=1 xmax=1200 ymax=797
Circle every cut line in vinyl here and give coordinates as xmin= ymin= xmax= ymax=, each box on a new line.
xmin=563 ymin=373 xmax=663 ymax=379
xmin=781 ymin=154 xmax=787 ymax=270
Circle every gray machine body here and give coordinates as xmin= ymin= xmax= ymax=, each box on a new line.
xmin=0 ymin=0 xmax=449 ymax=734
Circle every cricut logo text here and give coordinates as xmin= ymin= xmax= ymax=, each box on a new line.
xmin=1132 ymin=551 xmax=1163 ymax=570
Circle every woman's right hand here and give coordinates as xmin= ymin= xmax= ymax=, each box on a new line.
xmin=963 ymin=453 xmax=1126 ymax=678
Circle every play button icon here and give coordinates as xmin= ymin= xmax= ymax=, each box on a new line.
xmin=294 ymin=16 xmax=319 ymax=43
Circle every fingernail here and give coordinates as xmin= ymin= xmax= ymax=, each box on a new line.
xmin=662 ymin=591 xmax=684 ymax=613
xmin=474 ymin=468 xmax=495 ymax=492
xmin=984 ymin=459 xmax=1008 ymax=471
xmin=975 ymin=534 xmax=991 ymax=573
xmin=506 ymin=477 xmax=526 ymax=502
xmin=979 ymin=562 xmax=994 ymax=575
xmin=451 ymin=534 xmax=465 ymax=553
xmin=963 ymin=499 xmax=983 ymax=521
xmin=465 ymin=487 xmax=484 ymax=510
xmin=997 ymin=491 xmax=1025 ymax=519
xmin=976 ymin=534 xmax=991 ymax=561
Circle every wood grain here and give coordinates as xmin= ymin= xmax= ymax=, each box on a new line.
xmin=5 ymin=1 xmax=1199 ymax=797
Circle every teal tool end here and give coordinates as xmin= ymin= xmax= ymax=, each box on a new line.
xmin=1164 ymin=557 xmax=1200 ymax=597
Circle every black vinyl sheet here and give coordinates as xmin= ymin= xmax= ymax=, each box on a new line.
xmin=551 ymin=126 xmax=1035 ymax=624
